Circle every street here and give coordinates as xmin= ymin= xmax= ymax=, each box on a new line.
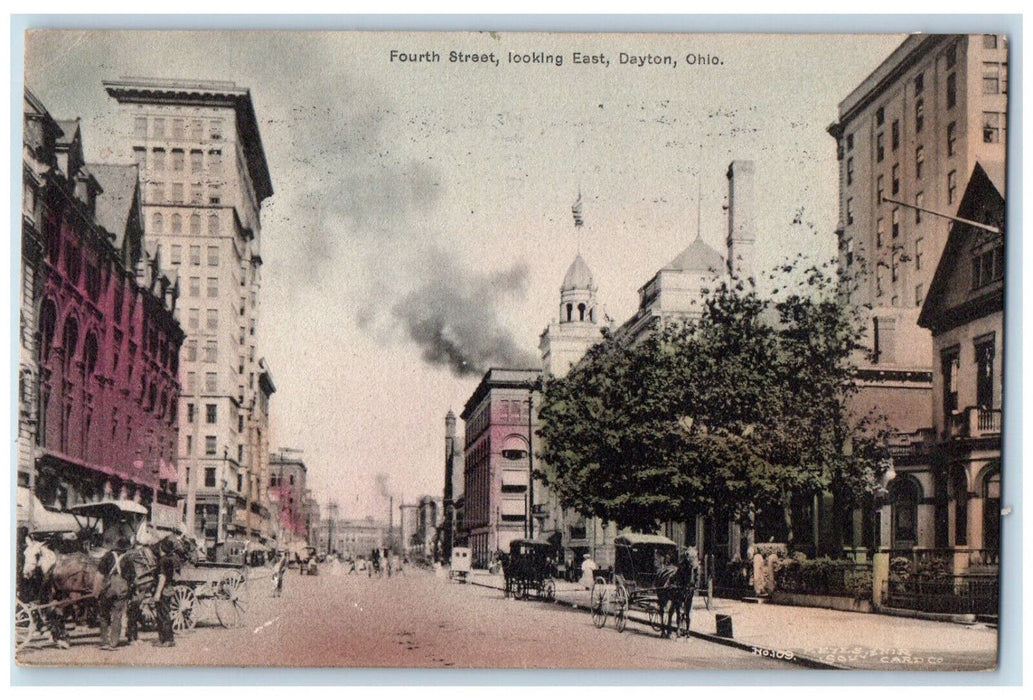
xmin=18 ymin=567 xmax=789 ymax=669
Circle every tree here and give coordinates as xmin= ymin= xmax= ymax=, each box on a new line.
xmin=536 ymin=262 xmax=890 ymax=546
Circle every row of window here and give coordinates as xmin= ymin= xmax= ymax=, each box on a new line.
xmin=941 ymin=334 xmax=996 ymax=415
xmin=147 ymin=181 xmax=223 ymax=206
xmin=159 ymin=242 xmax=221 ymax=266
xmin=133 ymin=116 xmax=224 ymax=142
xmin=152 ymin=211 xmax=221 ymax=236
xmin=135 ymin=147 xmax=222 ymax=174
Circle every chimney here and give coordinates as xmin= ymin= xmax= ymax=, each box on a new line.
xmin=726 ymin=160 xmax=756 ymax=281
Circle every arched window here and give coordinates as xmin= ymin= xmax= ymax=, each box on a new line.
xmin=190 ymin=213 xmax=201 ymax=236
xmin=38 ymin=300 xmax=57 ymax=363
xmin=152 ymin=212 xmax=163 ymax=234
xmin=171 ymin=213 xmax=182 ymax=234
xmin=888 ymin=477 xmax=919 ymax=549
xmin=61 ymin=316 xmax=79 ymax=373
xmin=82 ymin=332 xmax=99 ymax=380
xmin=578 ymin=302 xmax=586 ymax=321
xmin=982 ymin=468 xmax=1001 ymax=552
xmin=208 ymin=214 xmax=220 ymax=235
xmin=566 ymin=303 xmax=573 ymax=322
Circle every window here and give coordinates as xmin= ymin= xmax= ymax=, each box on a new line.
xmin=946 ymin=43 xmax=957 ymax=69
xmin=844 ymin=238 xmax=854 ymax=266
xmin=983 ymin=34 xmax=998 ymax=49
xmin=873 ymin=317 xmax=897 ymax=364
xmin=914 ymin=72 xmax=924 ymax=94
xmin=133 ymin=147 xmax=146 ymax=169
xmin=207 ymin=277 xmax=219 ymax=298
xmin=185 ymin=435 xmax=192 ymax=456
xmin=983 ymin=112 xmax=1002 ymax=143
xmin=171 ymin=213 xmax=182 ymax=234
xmin=846 ymin=133 xmax=854 ymax=151
xmin=208 ymin=245 xmax=219 ymax=266
xmin=190 ymin=149 xmax=203 ymax=174
xmin=209 ymin=213 xmax=221 ymax=235
xmin=152 ymin=148 xmax=166 ymax=170
xmin=846 ymin=157 xmax=854 ymax=185
xmin=171 ymin=149 xmax=184 ymax=171
xmin=149 ymin=182 xmax=164 ymax=203
xmin=209 ymin=120 xmax=223 ymax=140
xmin=891 ymin=164 xmax=900 ymax=195
xmin=877 ymin=218 xmax=885 ymax=248
xmin=209 ymin=150 xmax=222 ymax=173
xmin=190 ymin=245 xmax=201 ymax=265
xmin=975 ymin=338 xmax=995 ymax=408
xmin=876 ymin=106 xmax=885 ymax=126
xmin=915 ymin=192 xmax=924 ymax=224
xmin=188 ymin=308 xmax=199 ymax=330
xmin=915 ymin=145 xmax=924 ymax=179
xmin=890 ymin=478 xmax=918 ymax=547
xmin=191 ymin=184 xmax=203 ymax=205
xmin=206 ymin=308 xmax=218 ymax=330
xmin=915 ymin=283 xmax=924 ymax=306
xmin=876 ymin=267 xmax=884 ymax=297
xmin=982 ymin=62 xmax=1001 ymax=95
xmin=204 ymin=339 xmax=217 ymax=363
xmin=948 ymin=170 xmax=958 ymax=204
xmin=209 ymin=183 xmax=221 ymax=205
xmin=205 ymin=465 xmax=216 ymax=485
xmin=876 ymin=132 xmax=885 ymax=162
xmin=972 ymin=245 xmax=1004 ymax=289
xmin=190 ymin=119 xmax=203 ymax=140
xmin=186 ymin=372 xmax=196 ymax=393
xmin=134 ymin=117 xmax=148 ymax=138
xmin=876 ymin=175 xmax=884 ymax=204
xmin=942 ymin=349 xmax=960 ymax=416
xmin=915 ymin=237 xmax=924 ymax=269
xmin=846 ymin=198 xmax=854 ymax=225
xmin=891 ymin=119 xmax=900 ymax=150
xmin=205 ymin=372 xmax=217 ymax=392
xmin=947 ymin=122 xmax=957 ymax=156
xmin=185 ymin=339 xmax=197 ymax=362
xmin=186 ymin=403 xmax=196 ymax=423
xmin=946 ymin=72 xmax=957 ymax=109
xmin=206 ymin=403 xmax=217 ymax=424
xmin=915 ymin=98 xmax=924 ymax=133
xmin=189 ymin=276 xmax=200 ymax=297
xmin=171 ymin=245 xmax=182 ymax=264
xmin=172 ymin=119 xmax=184 ymax=140
xmin=188 ymin=213 xmax=200 ymax=236
xmin=892 ymin=207 xmax=900 ymax=238
xmin=171 ymin=184 xmax=184 ymax=204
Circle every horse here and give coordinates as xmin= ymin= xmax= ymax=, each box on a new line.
xmin=655 ymin=549 xmax=701 ymax=640
xmin=21 ymin=537 xmax=104 ymax=647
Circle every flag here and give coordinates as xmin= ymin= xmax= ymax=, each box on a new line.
xmin=571 ymin=192 xmax=584 ymax=228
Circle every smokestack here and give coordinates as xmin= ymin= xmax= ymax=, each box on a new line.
xmin=726 ymin=160 xmax=756 ymax=281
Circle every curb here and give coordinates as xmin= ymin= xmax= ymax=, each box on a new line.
xmin=461 ymin=575 xmax=844 ymax=670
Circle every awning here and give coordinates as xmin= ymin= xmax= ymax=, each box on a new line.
xmin=17 ymin=487 xmax=79 ymax=533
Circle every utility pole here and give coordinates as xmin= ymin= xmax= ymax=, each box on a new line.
xmin=880 ymin=195 xmax=1002 ymax=234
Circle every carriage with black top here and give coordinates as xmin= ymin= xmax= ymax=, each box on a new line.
xmin=502 ymin=539 xmax=558 ymax=601
xmin=590 ymin=534 xmax=705 ymax=637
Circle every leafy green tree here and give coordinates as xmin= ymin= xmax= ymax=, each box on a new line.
xmin=536 ymin=262 xmax=889 ymax=547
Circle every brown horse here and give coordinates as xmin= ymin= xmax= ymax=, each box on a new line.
xmin=655 ymin=550 xmax=701 ymax=639
xmin=21 ymin=538 xmax=103 ymax=647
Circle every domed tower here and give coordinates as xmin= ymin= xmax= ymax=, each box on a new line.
xmin=540 ymin=253 xmax=605 ymax=379
xmin=559 ymin=253 xmax=598 ymax=325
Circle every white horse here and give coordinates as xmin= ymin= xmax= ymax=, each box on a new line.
xmin=22 ymin=537 xmax=102 ymax=648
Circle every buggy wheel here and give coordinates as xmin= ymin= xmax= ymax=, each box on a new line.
xmin=613 ymin=583 xmax=629 ymax=633
xmin=543 ymin=578 xmax=556 ymax=603
xmin=590 ymin=579 xmax=609 ymax=629
xmin=15 ymin=600 xmax=39 ymax=651
xmin=648 ymin=603 xmax=663 ymax=632
xmin=215 ymin=571 xmax=248 ymax=629
xmin=169 ymin=585 xmax=198 ymax=632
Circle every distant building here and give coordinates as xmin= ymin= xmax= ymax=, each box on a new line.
xmin=22 ymin=88 xmax=184 ymax=524
xmin=441 ymin=410 xmax=463 ymax=562
xmin=268 ymin=452 xmax=308 ymax=544
xmin=460 ymin=368 xmax=541 ymax=568
xmin=335 ymin=517 xmax=387 ymax=558
xmin=417 ymin=495 xmax=441 ymax=559
xmin=104 ymin=78 xmax=275 ymax=545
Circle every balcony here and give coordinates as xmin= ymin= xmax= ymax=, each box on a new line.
xmin=948 ymin=406 xmax=1002 ymax=439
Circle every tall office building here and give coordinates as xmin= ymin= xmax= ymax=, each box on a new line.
xmin=104 ymin=78 xmax=275 ymax=550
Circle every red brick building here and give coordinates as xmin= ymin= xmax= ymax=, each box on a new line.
xmin=25 ymin=89 xmax=184 ymax=524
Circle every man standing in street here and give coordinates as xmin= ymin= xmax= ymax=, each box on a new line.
xmin=272 ymin=551 xmax=288 ymax=597
xmin=97 ymin=537 xmax=134 ymax=651
xmin=152 ymin=537 xmax=177 ymax=647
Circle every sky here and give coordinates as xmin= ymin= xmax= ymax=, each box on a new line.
xmin=22 ymin=30 xmax=905 ymax=521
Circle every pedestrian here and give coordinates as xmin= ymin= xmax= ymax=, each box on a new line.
xmin=152 ymin=537 xmax=178 ymax=647
xmin=579 ymin=552 xmax=598 ymax=590
xmin=271 ymin=551 xmax=288 ymax=597
xmin=97 ymin=537 xmax=135 ymax=651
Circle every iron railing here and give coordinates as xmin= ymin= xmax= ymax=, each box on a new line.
xmin=883 ymin=575 xmax=998 ymax=615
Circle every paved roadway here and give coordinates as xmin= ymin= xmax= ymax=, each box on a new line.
xmin=17 ymin=566 xmax=789 ymax=669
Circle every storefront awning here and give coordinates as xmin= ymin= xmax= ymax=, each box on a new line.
xmin=17 ymin=487 xmax=79 ymax=533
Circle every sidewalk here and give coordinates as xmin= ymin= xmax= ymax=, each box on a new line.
xmin=464 ymin=571 xmax=997 ymax=671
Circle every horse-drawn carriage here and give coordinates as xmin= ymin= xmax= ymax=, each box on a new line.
xmin=589 ymin=534 xmax=704 ymax=638
xmin=15 ymin=499 xmax=246 ymax=650
xmin=502 ymin=539 xmax=557 ymax=601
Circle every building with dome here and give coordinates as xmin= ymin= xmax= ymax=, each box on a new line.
xmin=539 ymin=253 xmax=607 ymax=379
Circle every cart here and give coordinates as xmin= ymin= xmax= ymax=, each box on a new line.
xmin=590 ymin=534 xmax=701 ymax=635
xmin=449 ymin=547 xmax=471 ymax=582
xmin=503 ymin=539 xmax=557 ymax=601
xmin=153 ymin=561 xmax=250 ymax=630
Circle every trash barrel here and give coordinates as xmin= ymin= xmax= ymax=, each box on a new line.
xmin=715 ymin=614 xmax=734 ymax=638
